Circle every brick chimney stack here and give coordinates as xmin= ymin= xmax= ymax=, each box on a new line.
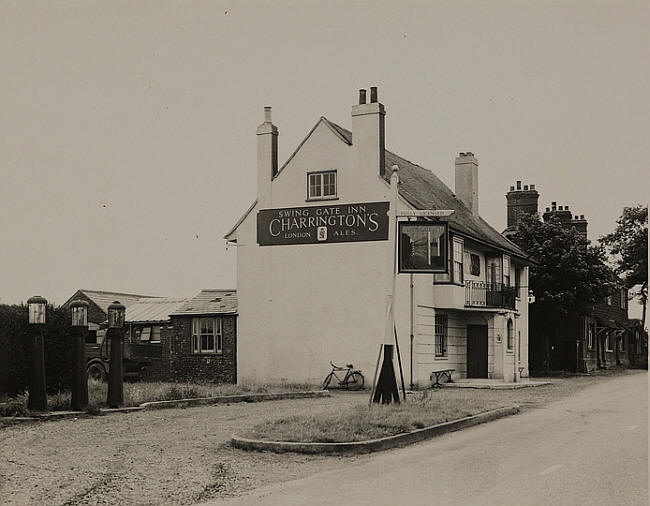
xmin=351 ymin=86 xmax=386 ymax=180
xmin=455 ymin=152 xmax=479 ymax=215
xmin=256 ymin=106 xmax=279 ymax=207
xmin=505 ymin=181 xmax=539 ymax=233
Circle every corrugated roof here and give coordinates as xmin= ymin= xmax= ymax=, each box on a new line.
xmin=170 ymin=289 xmax=238 ymax=316
xmin=79 ymin=290 xmax=161 ymax=313
xmin=321 ymin=118 xmax=529 ymax=259
xmin=125 ymin=297 xmax=189 ymax=323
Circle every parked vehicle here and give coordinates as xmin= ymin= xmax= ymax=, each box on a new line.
xmin=85 ymin=328 xmax=162 ymax=381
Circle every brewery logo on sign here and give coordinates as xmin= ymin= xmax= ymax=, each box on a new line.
xmin=257 ymin=202 xmax=389 ymax=246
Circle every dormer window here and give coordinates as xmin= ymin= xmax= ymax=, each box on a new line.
xmin=307 ymin=170 xmax=337 ymax=201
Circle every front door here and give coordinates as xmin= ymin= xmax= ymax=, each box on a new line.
xmin=467 ymin=324 xmax=488 ymax=378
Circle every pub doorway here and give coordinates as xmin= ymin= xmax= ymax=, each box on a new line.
xmin=467 ymin=324 xmax=488 ymax=378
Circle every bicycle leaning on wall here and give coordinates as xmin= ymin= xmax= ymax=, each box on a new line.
xmin=322 ymin=361 xmax=365 ymax=391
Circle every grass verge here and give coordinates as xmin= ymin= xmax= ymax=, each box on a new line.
xmin=0 ymin=380 xmax=318 ymax=416
xmin=243 ymin=389 xmax=506 ymax=443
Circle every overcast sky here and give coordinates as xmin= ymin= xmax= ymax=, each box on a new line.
xmin=1 ymin=1 xmax=648 ymax=316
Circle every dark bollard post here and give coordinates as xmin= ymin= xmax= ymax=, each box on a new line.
xmin=70 ymin=300 xmax=89 ymax=410
xmin=106 ymin=301 xmax=125 ymax=408
xmin=27 ymin=295 xmax=48 ymax=412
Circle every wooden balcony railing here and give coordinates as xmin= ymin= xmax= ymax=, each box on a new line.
xmin=465 ymin=281 xmax=516 ymax=310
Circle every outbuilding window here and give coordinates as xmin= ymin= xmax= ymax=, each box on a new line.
xmin=192 ymin=317 xmax=223 ymax=354
xmin=307 ymin=170 xmax=337 ymax=200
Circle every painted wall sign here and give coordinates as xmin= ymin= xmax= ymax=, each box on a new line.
xmin=257 ymin=202 xmax=389 ymax=246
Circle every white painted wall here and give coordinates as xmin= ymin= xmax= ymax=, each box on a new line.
xmin=233 ymin=111 xmax=530 ymax=387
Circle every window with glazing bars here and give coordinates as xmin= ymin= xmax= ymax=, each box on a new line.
xmin=453 ymin=239 xmax=464 ymax=284
xmin=191 ymin=317 xmax=223 ymax=354
xmin=434 ymin=314 xmax=448 ymax=357
xmin=307 ymin=171 xmax=337 ymax=200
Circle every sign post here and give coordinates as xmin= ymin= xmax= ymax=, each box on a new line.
xmin=370 ymin=165 xmax=454 ymax=403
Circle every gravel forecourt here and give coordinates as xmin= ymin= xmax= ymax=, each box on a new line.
xmin=0 ymin=370 xmax=639 ymax=505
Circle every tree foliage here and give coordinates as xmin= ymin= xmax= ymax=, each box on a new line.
xmin=0 ymin=304 xmax=72 ymax=397
xmin=600 ymin=205 xmax=648 ymax=326
xmin=510 ymin=214 xmax=616 ymax=333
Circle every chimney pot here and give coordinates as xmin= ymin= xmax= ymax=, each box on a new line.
xmin=524 ymin=185 xmax=528 ymax=190
xmin=546 ymin=207 xmax=550 ymax=212
xmin=263 ymin=106 xmax=272 ymax=123
xmin=559 ymin=206 xmax=563 ymax=210
xmin=516 ymin=181 xmax=522 ymax=190
xmin=530 ymin=184 xmax=536 ymax=190
xmin=575 ymin=216 xmax=579 ymax=220
xmin=580 ymin=214 xmax=585 ymax=219
xmin=509 ymin=186 xmax=515 ymax=191
xmin=359 ymin=89 xmax=367 ymax=105
xmin=565 ymin=205 xmax=569 ymax=210
xmin=370 ymin=86 xmax=378 ymax=103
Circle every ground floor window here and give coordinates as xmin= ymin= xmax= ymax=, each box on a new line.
xmin=192 ymin=317 xmax=223 ymax=354
xmin=507 ymin=319 xmax=514 ymax=351
xmin=434 ymin=314 xmax=448 ymax=357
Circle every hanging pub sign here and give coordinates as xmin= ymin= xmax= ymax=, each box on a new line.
xmin=257 ymin=201 xmax=389 ymax=246
xmin=398 ymin=221 xmax=448 ymax=273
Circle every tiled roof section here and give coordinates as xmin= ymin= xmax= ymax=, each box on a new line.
xmin=125 ymin=298 xmax=189 ymax=323
xmin=79 ymin=290 xmax=161 ymax=314
xmin=321 ymin=118 xmax=528 ymax=259
xmin=385 ymin=151 xmax=528 ymax=258
xmin=170 ymin=289 xmax=238 ymax=316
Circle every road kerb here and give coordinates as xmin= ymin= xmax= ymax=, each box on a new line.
xmin=231 ymin=405 xmax=520 ymax=455
xmin=0 ymin=390 xmax=330 ymax=422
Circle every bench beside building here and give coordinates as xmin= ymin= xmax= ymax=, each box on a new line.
xmin=226 ymin=89 xmax=533 ymax=387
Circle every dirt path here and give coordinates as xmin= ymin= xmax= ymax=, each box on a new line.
xmin=0 ymin=392 xmax=366 ymax=505
xmin=0 ymin=370 xmax=640 ymax=505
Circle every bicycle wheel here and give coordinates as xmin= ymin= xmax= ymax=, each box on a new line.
xmin=346 ymin=372 xmax=365 ymax=391
xmin=322 ymin=372 xmax=335 ymax=390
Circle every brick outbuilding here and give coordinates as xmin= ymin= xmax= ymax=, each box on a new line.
xmin=167 ymin=290 xmax=237 ymax=383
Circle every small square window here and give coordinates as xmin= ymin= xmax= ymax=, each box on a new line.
xmin=307 ymin=171 xmax=337 ymax=200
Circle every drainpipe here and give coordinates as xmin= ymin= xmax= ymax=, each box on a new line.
xmin=410 ymin=273 xmax=414 ymax=390
xmin=513 ymin=319 xmax=517 ymax=383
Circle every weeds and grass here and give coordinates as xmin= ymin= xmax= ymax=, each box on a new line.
xmin=244 ymin=389 xmax=506 ymax=443
xmin=0 ymin=380 xmax=319 ymax=416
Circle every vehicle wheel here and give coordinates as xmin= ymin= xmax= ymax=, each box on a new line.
xmin=347 ymin=372 xmax=364 ymax=391
xmin=322 ymin=373 xmax=334 ymax=390
xmin=87 ymin=362 xmax=107 ymax=382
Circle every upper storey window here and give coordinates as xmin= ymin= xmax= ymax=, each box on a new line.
xmin=307 ymin=171 xmax=337 ymax=201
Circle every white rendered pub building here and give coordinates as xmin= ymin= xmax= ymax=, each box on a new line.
xmin=226 ymin=88 xmax=533 ymax=387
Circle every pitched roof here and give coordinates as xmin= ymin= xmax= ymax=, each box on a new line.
xmin=68 ymin=290 xmax=161 ymax=314
xmin=125 ymin=297 xmax=189 ymax=323
xmin=321 ymin=118 xmax=528 ymax=259
xmin=226 ymin=115 xmax=529 ymax=260
xmin=170 ymin=289 xmax=238 ymax=316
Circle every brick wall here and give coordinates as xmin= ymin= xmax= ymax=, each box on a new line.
xmin=167 ymin=315 xmax=237 ymax=383
xmin=64 ymin=290 xmax=106 ymax=326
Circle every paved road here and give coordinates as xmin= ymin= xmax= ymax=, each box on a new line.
xmin=209 ymin=371 xmax=648 ymax=506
